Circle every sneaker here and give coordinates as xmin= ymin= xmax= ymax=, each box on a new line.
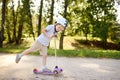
xmin=15 ymin=54 xmax=22 ymax=63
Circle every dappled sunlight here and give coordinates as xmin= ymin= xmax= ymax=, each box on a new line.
xmin=0 ymin=54 xmax=15 ymax=66
xmin=94 ymin=49 xmax=119 ymax=53
xmin=81 ymin=63 xmax=100 ymax=69
xmin=0 ymin=54 xmax=19 ymax=78
xmin=22 ymin=37 xmax=34 ymax=47
xmin=50 ymin=37 xmax=79 ymax=49
xmin=81 ymin=63 xmax=111 ymax=73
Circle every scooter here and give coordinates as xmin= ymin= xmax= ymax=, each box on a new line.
xmin=33 ymin=35 xmax=63 ymax=75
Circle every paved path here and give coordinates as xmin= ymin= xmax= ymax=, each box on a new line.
xmin=0 ymin=53 xmax=120 ymax=80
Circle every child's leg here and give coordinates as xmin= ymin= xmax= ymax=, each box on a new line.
xmin=41 ymin=55 xmax=51 ymax=71
xmin=15 ymin=40 xmax=41 ymax=63
xmin=39 ymin=44 xmax=47 ymax=66
xmin=21 ymin=48 xmax=33 ymax=56
xmin=15 ymin=48 xmax=32 ymax=63
xmin=39 ymin=46 xmax=50 ymax=71
xmin=21 ymin=40 xmax=41 ymax=56
xmin=42 ymin=55 xmax=47 ymax=66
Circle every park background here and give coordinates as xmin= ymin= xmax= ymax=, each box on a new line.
xmin=0 ymin=0 xmax=120 ymax=59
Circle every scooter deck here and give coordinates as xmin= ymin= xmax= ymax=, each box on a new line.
xmin=33 ymin=66 xmax=63 ymax=75
xmin=33 ymin=68 xmax=55 ymax=75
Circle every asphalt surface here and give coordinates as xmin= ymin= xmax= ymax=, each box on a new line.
xmin=0 ymin=53 xmax=120 ymax=80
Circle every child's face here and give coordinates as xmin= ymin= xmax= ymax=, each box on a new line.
xmin=56 ymin=24 xmax=64 ymax=32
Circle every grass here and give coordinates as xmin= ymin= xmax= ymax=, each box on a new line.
xmin=49 ymin=49 xmax=120 ymax=59
xmin=0 ymin=45 xmax=27 ymax=53
xmin=0 ymin=46 xmax=120 ymax=59
xmin=0 ymin=36 xmax=120 ymax=59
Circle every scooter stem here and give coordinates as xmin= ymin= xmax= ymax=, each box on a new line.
xmin=54 ymin=37 xmax=57 ymax=66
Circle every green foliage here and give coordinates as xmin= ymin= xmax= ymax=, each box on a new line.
xmin=110 ymin=24 xmax=120 ymax=44
xmin=67 ymin=0 xmax=117 ymax=46
xmin=0 ymin=0 xmax=120 ymax=48
xmin=0 ymin=46 xmax=120 ymax=59
xmin=89 ymin=0 xmax=116 ymax=44
xmin=3 ymin=0 xmax=35 ymax=44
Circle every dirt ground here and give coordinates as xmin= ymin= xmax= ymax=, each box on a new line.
xmin=0 ymin=53 xmax=120 ymax=80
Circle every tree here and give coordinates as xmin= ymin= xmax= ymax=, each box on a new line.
xmin=74 ymin=1 xmax=92 ymax=41
xmin=5 ymin=0 xmax=17 ymax=43
xmin=110 ymin=23 xmax=120 ymax=44
xmin=5 ymin=7 xmax=12 ymax=43
xmin=87 ymin=0 xmax=116 ymax=48
xmin=65 ymin=0 xmax=86 ymax=36
xmin=49 ymin=0 xmax=54 ymax=24
xmin=11 ymin=0 xmax=17 ymax=43
xmin=0 ymin=0 xmax=6 ymax=47
xmin=23 ymin=0 xmax=35 ymax=40
xmin=37 ymin=0 xmax=43 ymax=36
xmin=67 ymin=0 xmax=117 ymax=47
xmin=59 ymin=0 xmax=68 ymax=49
xmin=37 ymin=0 xmax=56 ymax=48
xmin=15 ymin=0 xmax=35 ymax=44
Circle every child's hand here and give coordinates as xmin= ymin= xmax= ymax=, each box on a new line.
xmin=54 ymin=35 xmax=57 ymax=38
xmin=49 ymin=34 xmax=57 ymax=38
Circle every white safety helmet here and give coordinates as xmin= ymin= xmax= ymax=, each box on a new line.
xmin=55 ymin=17 xmax=68 ymax=28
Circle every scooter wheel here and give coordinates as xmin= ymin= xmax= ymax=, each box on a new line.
xmin=55 ymin=66 xmax=58 ymax=68
xmin=33 ymin=68 xmax=38 ymax=73
xmin=53 ymin=70 xmax=58 ymax=74
xmin=60 ymin=69 xmax=63 ymax=71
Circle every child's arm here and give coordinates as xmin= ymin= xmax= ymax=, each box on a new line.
xmin=42 ymin=29 xmax=55 ymax=38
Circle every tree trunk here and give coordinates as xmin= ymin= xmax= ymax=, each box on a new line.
xmin=0 ymin=0 xmax=6 ymax=47
xmin=85 ymin=33 xmax=88 ymax=42
xmin=59 ymin=30 xmax=65 ymax=49
xmin=6 ymin=8 xmax=12 ymax=43
xmin=15 ymin=1 xmax=24 ymax=45
xmin=16 ymin=22 xmax=23 ymax=44
xmin=12 ymin=0 xmax=17 ymax=42
xmin=27 ymin=0 xmax=35 ymax=40
xmin=48 ymin=0 xmax=54 ymax=48
xmin=59 ymin=0 xmax=68 ymax=49
xmin=38 ymin=0 xmax=43 ymax=36
xmin=49 ymin=0 xmax=54 ymax=24
xmin=6 ymin=25 xmax=12 ymax=43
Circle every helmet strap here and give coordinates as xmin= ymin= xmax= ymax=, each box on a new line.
xmin=54 ymin=25 xmax=58 ymax=33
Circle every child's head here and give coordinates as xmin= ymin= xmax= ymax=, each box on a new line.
xmin=55 ymin=23 xmax=64 ymax=32
xmin=55 ymin=17 xmax=68 ymax=32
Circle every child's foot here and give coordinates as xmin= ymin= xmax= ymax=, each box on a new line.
xmin=15 ymin=54 xmax=22 ymax=63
